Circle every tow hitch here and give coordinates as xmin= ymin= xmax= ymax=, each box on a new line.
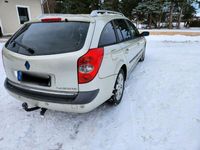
xmin=22 ymin=102 xmax=47 ymax=117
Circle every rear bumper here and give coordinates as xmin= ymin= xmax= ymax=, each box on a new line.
xmin=4 ymin=78 xmax=99 ymax=105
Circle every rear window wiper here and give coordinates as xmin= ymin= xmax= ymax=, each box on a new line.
xmin=12 ymin=40 xmax=35 ymax=55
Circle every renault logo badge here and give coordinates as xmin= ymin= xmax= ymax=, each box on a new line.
xmin=25 ymin=61 xmax=30 ymax=70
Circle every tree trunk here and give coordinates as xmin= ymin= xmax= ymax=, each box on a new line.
xmin=46 ymin=0 xmax=50 ymax=14
xmin=112 ymin=0 xmax=119 ymax=11
xmin=177 ymin=8 xmax=183 ymax=29
xmin=158 ymin=12 xmax=162 ymax=28
xmin=158 ymin=0 xmax=163 ymax=29
xmin=148 ymin=14 xmax=152 ymax=29
xmin=169 ymin=0 xmax=174 ymax=29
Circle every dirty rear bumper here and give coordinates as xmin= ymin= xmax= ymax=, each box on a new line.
xmin=4 ymin=78 xmax=99 ymax=105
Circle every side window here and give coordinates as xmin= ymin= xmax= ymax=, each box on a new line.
xmin=126 ymin=20 xmax=140 ymax=38
xmin=113 ymin=20 xmax=123 ymax=42
xmin=99 ymin=22 xmax=117 ymax=47
xmin=114 ymin=19 xmax=132 ymax=42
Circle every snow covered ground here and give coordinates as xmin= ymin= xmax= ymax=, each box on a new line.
xmin=140 ymin=28 xmax=200 ymax=32
xmin=1 ymin=35 xmax=200 ymax=150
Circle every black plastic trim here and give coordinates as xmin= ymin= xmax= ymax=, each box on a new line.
xmin=4 ymin=79 xmax=99 ymax=105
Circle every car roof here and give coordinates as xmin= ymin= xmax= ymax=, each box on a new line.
xmin=29 ymin=10 xmax=128 ymax=24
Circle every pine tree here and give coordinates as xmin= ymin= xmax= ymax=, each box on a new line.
xmin=136 ymin=0 xmax=162 ymax=28
xmin=166 ymin=0 xmax=196 ymax=29
xmin=55 ymin=0 xmax=100 ymax=14
xmin=121 ymin=0 xmax=140 ymax=19
xmin=101 ymin=0 xmax=121 ymax=11
xmin=53 ymin=0 xmax=196 ymax=29
xmin=176 ymin=0 xmax=196 ymax=28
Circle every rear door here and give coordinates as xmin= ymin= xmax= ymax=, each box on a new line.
xmin=113 ymin=19 xmax=141 ymax=71
xmin=3 ymin=21 xmax=93 ymax=92
xmin=126 ymin=20 xmax=145 ymax=57
xmin=98 ymin=21 xmax=121 ymax=78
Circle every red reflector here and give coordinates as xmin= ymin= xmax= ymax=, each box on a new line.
xmin=78 ymin=48 xmax=104 ymax=84
xmin=41 ymin=18 xmax=62 ymax=22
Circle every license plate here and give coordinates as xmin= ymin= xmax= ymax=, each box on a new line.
xmin=17 ymin=71 xmax=51 ymax=87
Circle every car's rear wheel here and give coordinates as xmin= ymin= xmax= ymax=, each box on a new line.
xmin=0 ymin=27 xmax=2 ymax=37
xmin=109 ymin=69 xmax=125 ymax=105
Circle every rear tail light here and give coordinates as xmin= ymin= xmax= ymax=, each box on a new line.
xmin=41 ymin=18 xmax=62 ymax=22
xmin=78 ymin=48 xmax=104 ymax=84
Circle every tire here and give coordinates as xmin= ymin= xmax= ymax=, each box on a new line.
xmin=0 ymin=27 xmax=2 ymax=37
xmin=139 ymin=50 xmax=145 ymax=62
xmin=109 ymin=69 xmax=125 ymax=105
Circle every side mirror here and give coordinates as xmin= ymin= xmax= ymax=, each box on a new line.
xmin=140 ymin=31 xmax=149 ymax=37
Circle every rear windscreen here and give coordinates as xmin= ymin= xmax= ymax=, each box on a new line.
xmin=6 ymin=22 xmax=90 ymax=55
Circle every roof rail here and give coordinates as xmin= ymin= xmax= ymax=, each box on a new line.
xmin=90 ymin=10 xmax=124 ymax=17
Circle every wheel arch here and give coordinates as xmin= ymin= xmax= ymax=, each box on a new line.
xmin=114 ymin=59 xmax=128 ymax=80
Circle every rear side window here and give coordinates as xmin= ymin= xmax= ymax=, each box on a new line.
xmin=98 ymin=22 xmax=117 ymax=47
xmin=6 ymin=22 xmax=89 ymax=56
xmin=126 ymin=20 xmax=140 ymax=38
xmin=114 ymin=19 xmax=132 ymax=42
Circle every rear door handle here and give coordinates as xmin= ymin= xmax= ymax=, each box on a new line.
xmin=111 ymin=49 xmax=117 ymax=53
xmin=125 ymin=48 xmax=129 ymax=54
